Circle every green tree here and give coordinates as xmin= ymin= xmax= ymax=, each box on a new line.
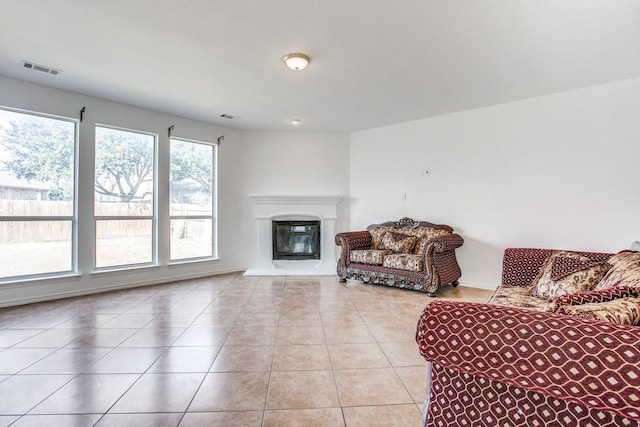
xmin=169 ymin=139 xmax=213 ymax=197
xmin=1 ymin=116 xmax=213 ymax=204
xmin=0 ymin=116 xmax=75 ymax=200
xmin=94 ymin=127 xmax=154 ymax=203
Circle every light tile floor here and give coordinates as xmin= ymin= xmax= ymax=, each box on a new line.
xmin=0 ymin=274 xmax=493 ymax=427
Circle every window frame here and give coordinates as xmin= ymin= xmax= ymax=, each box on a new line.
xmin=93 ymin=124 xmax=158 ymax=271
xmin=0 ymin=106 xmax=79 ymax=282
xmin=168 ymin=136 xmax=218 ymax=263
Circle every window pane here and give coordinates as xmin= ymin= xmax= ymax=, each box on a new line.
xmin=0 ymin=220 xmax=72 ymax=278
xmin=95 ymin=220 xmax=152 ymax=268
xmin=169 ymin=139 xmax=213 ymax=216
xmin=0 ymin=109 xmax=75 ymax=216
xmin=170 ymin=219 xmax=212 ymax=260
xmin=94 ymin=127 xmax=155 ymax=216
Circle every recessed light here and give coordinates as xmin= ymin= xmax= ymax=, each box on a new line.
xmin=290 ymin=118 xmax=301 ymax=125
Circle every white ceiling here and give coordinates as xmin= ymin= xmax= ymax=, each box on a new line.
xmin=1 ymin=0 xmax=639 ymax=132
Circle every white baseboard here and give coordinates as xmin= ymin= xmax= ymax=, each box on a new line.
xmin=457 ymin=281 xmax=498 ymax=291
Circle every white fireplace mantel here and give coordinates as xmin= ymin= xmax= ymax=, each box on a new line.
xmin=244 ymin=194 xmax=342 ymax=276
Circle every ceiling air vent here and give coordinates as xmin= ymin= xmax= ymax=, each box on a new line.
xmin=23 ymin=61 xmax=61 ymax=76
xmin=219 ymin=114 xmax=234 ymax=119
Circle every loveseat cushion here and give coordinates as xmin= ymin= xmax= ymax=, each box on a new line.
xmin=378 ymin=231 xmax=416 ymax=253
xmin=382 ymin=253 xmax=423 ymax=272
xmin=531 ymin=251 xmax=610 ymax=300
xmin=349 ymin=249 xmax=392 ymax=265
xmin=557 ymin=297 xmax=640 ymax=325
xmin=594 ymin=250 xmax=640 ymax=291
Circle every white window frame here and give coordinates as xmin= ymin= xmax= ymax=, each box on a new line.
xmin=168 ymin=137 xmax=218 ymax=262
xmin=93 ymin=124 xmax=158 ymax=270
xmin=0 ymin=106 xmax=78 ymax=282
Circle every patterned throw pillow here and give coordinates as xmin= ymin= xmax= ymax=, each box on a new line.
xmin=349 ymin=249 xmax=392 ymax=265
xmin=557 ymin=297 xmax=640 ymax=325
xmin=378 ymin=232 xmax=416 ymax=253
xmin=593 ymin=250 xmax=640 ymax=291
xmin=531 ymin=251 xmax=611 ymax=300
xmin=412 ymin=229 xmax=451 ymax=255
xmin=369 ymin=226 xmax=396 ymax=250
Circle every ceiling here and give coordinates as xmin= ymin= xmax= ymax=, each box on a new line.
xmin=1 ymin=0 xmax=639 ymax=132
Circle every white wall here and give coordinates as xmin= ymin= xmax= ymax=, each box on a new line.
xmin=350 ymin=78 xmax=640 ymax=288
xmin=242 ymin=131 xmax=350 ymax=265
xmin=0 ymin=76 xmax=248 ymax=306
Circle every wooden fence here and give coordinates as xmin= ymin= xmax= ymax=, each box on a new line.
xmin=0 ymin=200 xmax=210 ymax=242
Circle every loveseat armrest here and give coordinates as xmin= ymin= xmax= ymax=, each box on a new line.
xmin=335 ymin=231 xmax=372 ymax=268
xmin=430 ymin=233 xmax=464 ymax=253
xmin=335 ymin=231 xmax=372 ymax=251
xmin=416 ymin=301 xmax=640 ymax=421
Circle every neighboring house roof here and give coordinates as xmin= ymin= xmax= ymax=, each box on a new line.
xmin=0 ymin=171 xmax=50 ymax=191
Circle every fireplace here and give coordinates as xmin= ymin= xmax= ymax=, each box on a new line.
xmin=245 ymin=195 xmax=342 ymax=275
xmin=272 ymin=220 xmax=321 ymax=260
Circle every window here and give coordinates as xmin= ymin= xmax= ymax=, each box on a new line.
xmin=169 ymin=138 xmax=216 ymax=260
xmin=94 ymin=126 xmax=156 ymax=269
xmin=0 ymin=108 xmax=77 ymax=279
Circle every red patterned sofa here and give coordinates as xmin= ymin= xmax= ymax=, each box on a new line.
xmin=416 ymin=248 xmax=640 ymax=427
xmin=335 ymin=217 xmax=463 ymax=296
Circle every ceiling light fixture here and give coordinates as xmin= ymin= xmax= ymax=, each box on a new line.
xmin=283 ymin=53 xmax=310 ymax=71
xmin=290 ymin=118 xmax=301 ymax=125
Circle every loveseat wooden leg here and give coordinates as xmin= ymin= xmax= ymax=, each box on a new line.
xmin=451 ymin=280 xmax=459 ymax=287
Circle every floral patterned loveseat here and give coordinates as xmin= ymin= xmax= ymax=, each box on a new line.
xmin=415 ymin=247 xmax=640 ymax=427
xmin=335 ymin=217 xmax=463 ymax=296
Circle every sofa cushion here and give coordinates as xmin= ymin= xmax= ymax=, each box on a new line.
xmin=488 ymin=285 xmax=556 ymax=311
xmin=350 ymin=249 xmax=392 ymax=265
xmin=594 ymin=250 xmax=640 ymax=291
xmin=557 ymin=297 xmax=640 ymax=325
xmin=531 ymin=251 xmax=610 ymax=300
xmin=382 ymin=253 xmax=423 ymax=272
xmin=378 ymin=231 xmax=416 ymax=253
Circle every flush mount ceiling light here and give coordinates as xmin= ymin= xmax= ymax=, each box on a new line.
xmin=290 ymin=118 xmax=301 ymax=125
xmin=283 ymin=53 xmax=310 ymax=71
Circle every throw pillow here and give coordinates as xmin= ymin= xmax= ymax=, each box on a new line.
xmin=593 ymin=250 xmax=640 ymax=291
xmin=369 ymin=226 xmax=395 ymax=250
xmin=378 ymin=232 xmax=417 ymax=253
xmin=557 ymin=297 xmax=640 ymax=325
xmin=412 ymin=228 xmax=451 ymax=255
xmin=531 ymin=251 xmax=611 ymax=300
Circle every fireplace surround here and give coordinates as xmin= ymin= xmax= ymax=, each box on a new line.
xmin=244 ymin=195 xmax=341 ymax=275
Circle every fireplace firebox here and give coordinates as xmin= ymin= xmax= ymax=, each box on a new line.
xmin=272 ymin=220 xmax=321 ymax=260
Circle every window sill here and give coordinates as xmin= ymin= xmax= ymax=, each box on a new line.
xmin=0 ymin=272 xmax=82 ymax=289
xmin=91 ymin=264 xmax=160 ymax=277
xmin=168 ymin=257 xmax=220 ymax=266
